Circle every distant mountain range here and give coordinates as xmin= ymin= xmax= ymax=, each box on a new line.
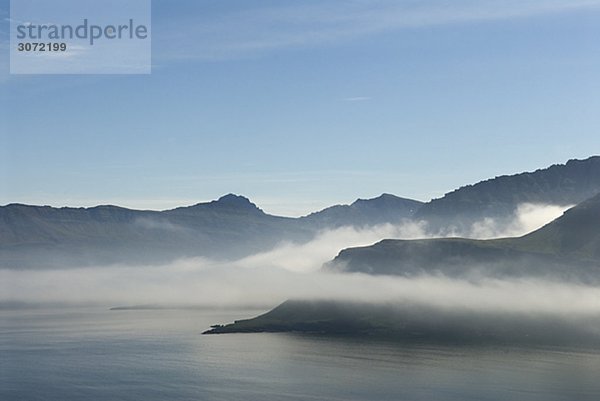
xmin=0 ymin=193 xmax=421 ymax=268
xmin=0 ymin=194 xmax=311 ymax=268
xmin=1 ymin=156 xmax=599 ymax=268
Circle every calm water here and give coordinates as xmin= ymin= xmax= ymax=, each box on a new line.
xmin=2 ymin=307 xmax=600 ymax=401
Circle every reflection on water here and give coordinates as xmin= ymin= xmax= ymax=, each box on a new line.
xmin=2 ymin=308 xmax=600 ymax=401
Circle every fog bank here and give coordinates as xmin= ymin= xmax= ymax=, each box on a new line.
xmin=3 ymin=262 xmax=600 ymax=318
xmin=2 ymin=202 xmax=591 ymax=324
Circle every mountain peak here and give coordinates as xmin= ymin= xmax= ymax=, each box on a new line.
xmin=218 ymin=193 xmax=249 ymax=202
xmin=351 ymin=193 xmax=423 ymax=208
xmin=352 ymin=193 xmax=393 ymax=205
xmin=211 ymin=194 xmax=263 ymax=213
xmin=168 ymin=194 xmax=264 ymax=215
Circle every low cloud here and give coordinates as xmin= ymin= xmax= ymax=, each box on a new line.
xmin=233 ymin=202 xmax=569 ymax=274
xmin=236 ymin=221 xmax=428 ymax=273
xmin=0 ymin=202 xmax=586 ymax=329
xmin=2 ymin=263 xmax=600 ymax=321
xmin=449 ymin=203 xmax=571 ymax=239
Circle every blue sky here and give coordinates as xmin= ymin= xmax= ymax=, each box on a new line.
xmin=1 ymin=0 xmax=600 ymax=216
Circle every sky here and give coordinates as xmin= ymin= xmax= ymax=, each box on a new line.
xmin=1 ymin=0 xmax=600 ymax=216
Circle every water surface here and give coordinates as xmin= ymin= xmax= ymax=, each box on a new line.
xmin=2 ymin=308 xmax=600 ymax=401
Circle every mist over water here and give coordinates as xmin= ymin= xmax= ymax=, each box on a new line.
xmin=2 ymin=204 xmax=598 ymax=324
xmin=4 ymin=307 xmax=600 ymax=401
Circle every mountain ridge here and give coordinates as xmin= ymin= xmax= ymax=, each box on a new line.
xmin=0 ymin=192 xmax=422 ymax=268
xmin=416 ymin=156 xmax=600 ymax=234
xmin=300 ymin=193 xmax=423 ymax=228
xmin=2 ymin=156 xmax=600 ymax=268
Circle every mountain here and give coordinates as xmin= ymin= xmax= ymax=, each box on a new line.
xmin=327 ymin=193 xmax=600 ymax=282
xmin=300 ymin=194 xmax=423 ymax=229
xmin=0 ymin=192 xmax=425 ymax=269
xmin=0 ymin=194 xmax=311 ymax=268
xmin=416 ymin=156 xmax=600 ymax=234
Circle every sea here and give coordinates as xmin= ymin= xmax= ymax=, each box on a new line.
xmin=2 ymin=307 xmax=600 ymax=401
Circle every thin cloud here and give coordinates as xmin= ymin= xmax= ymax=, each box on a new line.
xmin=460 ymin=203 xmax=572 ymax=239
xmin=156 ymin=0 xmax=600 ymax=61
xmin=343 ymin=96 xmax=371 ymax=102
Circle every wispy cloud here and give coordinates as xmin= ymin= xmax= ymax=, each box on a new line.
xmin=343 ymin=96 xmax=371 ymax=102
xmin=156 ymin=0 xmax=600 ymax=61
